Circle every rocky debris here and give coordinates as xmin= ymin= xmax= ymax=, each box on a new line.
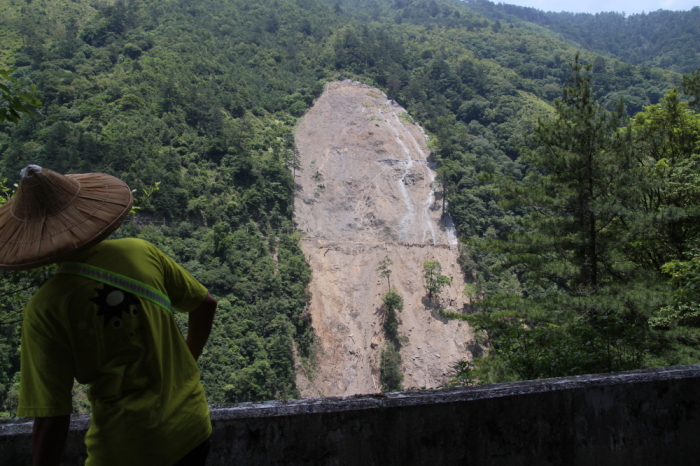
xmin=294 ymin=81 xmax=475 ymax=397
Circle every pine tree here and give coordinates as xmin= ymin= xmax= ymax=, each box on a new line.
xmin=502 ymin=54 xmax=634 ymax=293
xmin=469 ymin=56 xmax=659 ymax=381
xmin=376 ymin=256 xmax=393 ymax=289
xmin=283 ymin=134 xmax=302 ymax=179
xmin=423 ymin=260 xmax=450 ymax=300
xmin=434 ymin=157 xmax=459 ymax=217
xmin=286 ymin=147 xmax=302 ymax=179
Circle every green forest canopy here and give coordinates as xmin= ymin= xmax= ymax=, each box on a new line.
xmin=466 ymin=0 xmax=700 ymax=74
xmin=0 ymin=0 xmax=698 ymax=415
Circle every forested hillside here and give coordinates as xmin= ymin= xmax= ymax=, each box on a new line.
xmin=467 ymin=0 xmax=700 ymax=74
xmin=0 ymin=0 xmax=697 ymax=416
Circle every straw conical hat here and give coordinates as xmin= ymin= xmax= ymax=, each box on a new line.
xmin=0 ymin=165 xmax=133 ymax=270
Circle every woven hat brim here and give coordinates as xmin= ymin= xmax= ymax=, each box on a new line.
xmin=0 ymin=172 xmax=133 ymax=270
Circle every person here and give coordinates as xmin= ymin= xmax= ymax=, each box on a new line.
xmin=0 ymin=165 xmax=217 ymax=466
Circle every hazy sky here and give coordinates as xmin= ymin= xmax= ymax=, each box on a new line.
xmin=497 ymin=0 xmax=698 ymax=15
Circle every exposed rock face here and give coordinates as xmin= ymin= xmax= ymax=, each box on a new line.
xmin=294 ymin=81 xmax=476 ymax=397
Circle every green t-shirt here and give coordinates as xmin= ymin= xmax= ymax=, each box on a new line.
xmin=18 ymin=238 xmax=212 ymax=466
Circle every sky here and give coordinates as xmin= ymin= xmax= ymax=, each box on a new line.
xmin=497 ymin=0 xmax=698 ymax=15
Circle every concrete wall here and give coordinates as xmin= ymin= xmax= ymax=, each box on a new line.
xmin=3 ymin=364 xmax=700 ymax=465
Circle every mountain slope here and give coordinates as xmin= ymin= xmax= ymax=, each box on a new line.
xmin=0 ymin=0 xmax=692 ymax=413
xmin=465 ymin=0 xmax=700 ymax=73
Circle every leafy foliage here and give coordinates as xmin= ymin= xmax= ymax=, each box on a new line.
xmin=445 ymin=360 xmax=476 ymax=387
xmin=0 ymin=69 xmax=42 ymax=124
xmin=468 ymin=1 xmax=700 ymax=74
xmin=379 ymin=281 xmax=405 ymax=391
xmin=627 ymin=89 xmax=700 ymax=269
xmin=381 ymin=289 xmax=404 ymax=345
xmin=455 ymin=60 xmax=700 ymax=383
xmin=380 ymin=342 xmax=403 ymax=392
xmin=465 ymin=297 xmax=653 ymax=382
xmin=423 ymin=260 xmax=451 ymax=300
xmin=652 ymin=254 xmax=700 ymax=329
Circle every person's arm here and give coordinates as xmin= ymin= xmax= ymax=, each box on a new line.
xmin=32 ymin=415 xmax=70 ymax=466
xmin=186 ymin=292 xmax=217 ymax=361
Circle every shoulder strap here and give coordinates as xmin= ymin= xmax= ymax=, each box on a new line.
xmin=57 ymin=262 xmax=174 ymax=315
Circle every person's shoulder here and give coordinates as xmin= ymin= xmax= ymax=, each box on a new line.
xmin=102 ymin=238 xmax=158 ymax=253
xmin=25 ymin=273 xmax=70 ymax=313
xmin=94 ymin=238 xmax=167 ymax=266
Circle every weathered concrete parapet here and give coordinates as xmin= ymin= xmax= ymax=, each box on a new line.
xmin=3 ymin=364 xmax=700 ymax=465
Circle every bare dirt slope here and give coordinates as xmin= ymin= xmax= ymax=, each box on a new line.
xmin=294 ymin=81 xmax=477 ymax=397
